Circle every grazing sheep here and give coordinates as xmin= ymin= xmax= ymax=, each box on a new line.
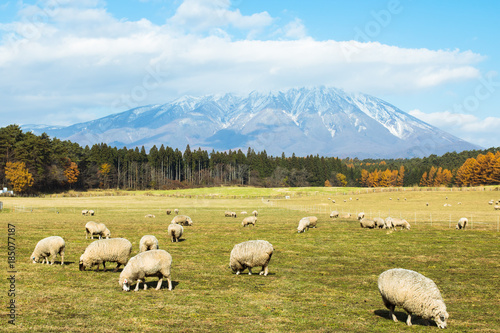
xmin=89 ymin=210 xmax=95 ymax=216
xmin=79 ymin=238 xmax=132 ymax=272
xmin=81 ymin=209 xmax=89 ymax=215
xmin=174 ymin=209 xmax=179 ymax=215
xmin=166 ymin=209 xmax=172 ymax=215
xmin=242 ymin=216 xmax=257 ymax=227
xmin=31 ymin=236 xmax=65 ymax=265
xmin=85 ymin=221 xmax=110 ymax=239
xmin=456 ymin=218 xmax=468 ymax=230
xmin=359 ymin=218 xmax=376 ymax=229
xmin=252 ymin=210 xmax=258 ymax=217
xmin=457 ymin=202 xmax=462 ymax=205
xmin=332 ymin=200 xmax=336 ymax=203
xmin=330 ymin=211 xmax=339 ymax=218
xmin=426 ymin=202 xmax=429 ymax=206
xmin=389 ymin=217 xmax=411 ymax=230
xmin=374 ymin=217 xmax=386 ymax=229
xmin=145 ymin=214 xmax=156 ymax=218
xmin=342 ymin=213 xmax=351 ymax=219
xmin=119 ymin=249 xmax=173 ymax=291
xmin=488 ymin=200 xmax=494 ymax=205
xmin=343 ymin=200 xmax=347 ymax=202
xmin=229 ymin=240 xmax=274 ymax=276
xmin=358 ymin=212 xmax=365 ymax=220
xmin=171 ymin=215 xmax=193 ymax=226
xmin=495 ymin=205 xmax=500 ymax=211
xmin=240 ymin=211 xmax=248 ymax=215
xmin=231 ymin=211 xmax=237 ymax=218
xmin=139 ymin=235 xmax=159 ymax=252
xmin=378 ymin=268 xmax=448 ymax=328
xmin=297 ymin=217 xmax=311 ymax=233
xmin=167 ymin=223 xmax=183 ymax=242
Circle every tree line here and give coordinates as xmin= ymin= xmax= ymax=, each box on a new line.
xmin=0 ymin=125 xmax=499 ymax=194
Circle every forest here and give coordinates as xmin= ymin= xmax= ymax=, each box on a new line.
xmin=0 ymin=124 xmax=499 ymax=194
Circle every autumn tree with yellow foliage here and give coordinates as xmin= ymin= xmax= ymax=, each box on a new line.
xmin=5 ymin=161 xmax=34 ymax=193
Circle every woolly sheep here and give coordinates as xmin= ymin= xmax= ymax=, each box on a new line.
xmin=231 ymin=211 xmax=237 ymax=218
xmin=388 ymin=217 xmax=410 ymax=230
xmin=358 ymin=212 xmax=365 ymax=220
xmin=145 ymin=214 xmax=156 ymax=218
xmin=166 ymin=209 xmax=172 ymax=215
xmin=342 ymin=213 xmax=351 ymax=218
xmin=374 ymin=217 xmax=386 ymax=229
xmin=378 ymin=268 xmax=448 ymax=328
xmin=81 ymin=209 xmax=89 ymax=215
xmin=384 ymin=217 xmax=394 ymax=229
xmin=85 ymin=221 xmax=110 ymax=239
xmin=332 ymin=199 xmax=336 ymax=203
xmin=171 ymin=215 xmax=193 ymax=226
xmin=488 ymin=200 xmax=493 ymax=205
xmin=252 ymin=210 xmax=258 ymax=217
xmin=359 ymin=218 xmax=376 ymax=229
xmin=240 ymin=211 xmax=248 ymax=215
xmin=167 ymin=223 xmax=183 ymax=242
xmin=297 ymin=217 xmax=311 ymax=233
xmin=495 ymin=205 xmax=500 ymax=211
xmin=456 ymin=218 xmax=467 ymax=230
xmin=79 ymin=238 xmax=132 ymax=272
xmin=31 ymin=236 xmax=65 ymax=265
xmin=89 ymin=210 xmax=95 ymax=216
xmin=119 ymin=249 xmax=173 ymax=291
xmin=224 ymin=211 xmax=232 ymax=217
xmin=174 ymin=209 xmax=179 ymax=215
xmin=229 ymin=240 xmax=273 ymax=276
xmin=330 ymin=211 xmax=339 ymax=218
xmin=139 ymin=235 xmax=159 ymax=252
xmin=242 ymin=216 xmax=257 ymax=227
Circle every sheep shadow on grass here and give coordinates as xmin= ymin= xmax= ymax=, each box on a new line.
xmin=374 ymin=309 xmax=437 ymax=327
xmin=133 ymin=280 xmax=179 ymax=291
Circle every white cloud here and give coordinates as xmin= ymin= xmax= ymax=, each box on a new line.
xmin=409 ymin=109 xmax=500 ymax=148
xmin=0 ymin=0 xmax=490 ymax=130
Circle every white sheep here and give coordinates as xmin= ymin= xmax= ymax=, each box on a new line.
xmin=359 ymin=218 xmax=376 ymax=229
xmin=171 ymin=215 xmax=193 ymax=226
xmin=119 ymin=249 xmax=173 ymax=291
xmin=358 ymin=212 xmax=365 ymax=220
xmin=252 ymin=210 xmax=258 ymax=217
xmin=331 ymin=199 xmax=336 ymax=203
xmin=229 ymin=240 xmax=273 ymax=276
xmin=139 ymin=235 xmax=159 ymax=252
xmin=330 ymin=211 xmax=339 ymax=218
xmin=166 ymin=209 xmax=172 ymax=215
xmin=79 ymin=238 xmax=132 ymax=272
xmin=384 ymin=217 xmax=394 ymax=229
xmin=378 ymin=268 xmax=448 ymax=328
xmin=297 ymin=217 xmax=310 ymax=233
xmin=456 ymin=218 xmax=467 ymax=230
xmin=81 ymin=209 xmax=89 ymax=215
xmin=174 ymin=209 xmax=179 ymax=215
xmin=240 ymin=211 xmax=248 ymax=215
xmin=224 ymin=211 xmax=232 ymax=217
xmin=494 ymin=205 xmax=500 ymax=211
xmin=374 ymin=217 xmax=386 ymax=228
xmin=241 ymin=216 xmax=257 ymax=227
xmin=89 ymin=210 xmax=95 ymax=216
xmin=145 ymin=214 xmax=156 ymax=218
xmin=342 ymin=213 xmax=351 ymax=218
xmin=488 ymin=200 xmax=493 ymax=205
xmin=388 ymin=217 xmax=410 ymax=230
xmin=31 ymin=236 xmax=65 ymax=265
xmin=85 ymin=221 xmax=110 ymax=239
xmin=167 ymin=223 xmax=183 ymax=242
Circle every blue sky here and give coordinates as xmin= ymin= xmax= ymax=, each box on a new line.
xmin=1 ymin=0 xmax=499 ymax=148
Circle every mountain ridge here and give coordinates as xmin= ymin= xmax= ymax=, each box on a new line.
xmin=22 ymin=86 xmax=480 ymax=158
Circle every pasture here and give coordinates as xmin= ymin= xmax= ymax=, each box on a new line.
xmin=1 ymin=187 xmax=499 ymax=332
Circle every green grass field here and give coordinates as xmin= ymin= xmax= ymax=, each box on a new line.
xmin=1 ymin=187 xmax=499 ymax=332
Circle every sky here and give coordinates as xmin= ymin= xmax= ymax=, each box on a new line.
xmin=0 ymin=0 xmax=499 ymax=149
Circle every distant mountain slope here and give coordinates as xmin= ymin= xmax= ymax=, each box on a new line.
xmin=23 ymin=86 xmax=480 ymax=158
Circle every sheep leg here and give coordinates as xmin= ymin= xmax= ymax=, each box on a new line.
xmin=248 ymin=268 xmax=253 ymax=275
xmin=406 ymin=313 xmax=412 ymax=326
xmin=50 ymin=252 xmax=56 ymax=265
xmin=113 ymin=263 xmax=121 ymax=272
xmin=134 ymin=279 xmax=142 ymax=291
xmin=143 ymin=278 xmax=148 ymax=290
xmin=60 ymin=251 xmax=64 ymax=265
xmin=167 ymin=277 xmax=172 ymax=291
xmin=260 ymin=265 xmax=269 ymax=276
xmin=236 ymin=271 xmax=241 ymax=275
xmin=155 ymin=278 xmax=163 ymax=290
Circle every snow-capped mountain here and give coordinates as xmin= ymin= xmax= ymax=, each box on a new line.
xmin=23 ymin=87 xmax=480 ymax=158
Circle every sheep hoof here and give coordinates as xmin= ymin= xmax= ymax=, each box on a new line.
xmin=236 ymin=271 xmax=240 ymax=275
